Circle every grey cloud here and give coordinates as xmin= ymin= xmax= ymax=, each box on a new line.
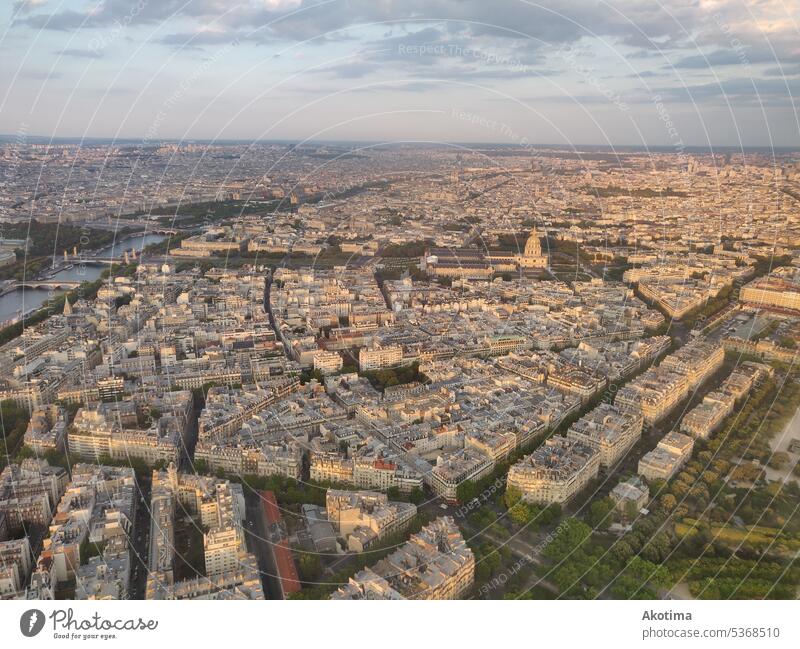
xmin=672 ymin=48 xmax=779 ymax=70
xmin=57 ymin=47 xmax=102 ymax=59
xmin=157 ymin=30 xmax=241 ymax=48
xmin=624 ymin=70 xmax=667 ymax=79
xmin=350 ymin=80 xmax=441 ymax=93
xmin=650 ymin=77 xmax=800 ymax=107
xmin=15 ymin=9 xmax=88 ymax=31
xmin=13 ymin=0 xmax=794 ymax=83
xmin=9 ymin=0 xmax=715 ymax=48
xmin=13 ymin=1 xmax=230 ymax=30
xmin=763 ymin=64 xmax=800 ymax=78
xmin=11 ymin=0 xmax=800 ymax=112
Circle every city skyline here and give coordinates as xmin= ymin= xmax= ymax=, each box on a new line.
xmin=1 ymin=1 xmax=800 ymax=643
xmin=1 ymin=140 xmax=799 ymax=606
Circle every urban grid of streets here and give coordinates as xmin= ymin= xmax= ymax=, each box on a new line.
xmin=1 ymin=142 xmax=799 ymax=601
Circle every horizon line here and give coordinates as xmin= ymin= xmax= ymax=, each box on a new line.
xmin=0 ymin=133 xmax=798 ymax=153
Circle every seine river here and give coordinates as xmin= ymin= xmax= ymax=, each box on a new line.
xmin=0 ymin=232 xmax=166 ymax=324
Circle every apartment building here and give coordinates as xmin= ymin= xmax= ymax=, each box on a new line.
xmin=358 ymin=344 xmax=403 ymax=371
xmin=507 ymin=437 xmax=600 ymax=505
xmin=24 ymin=405 xmax=68 ymax=454
xmin=0 ymin=537 xmax=33 ymax=597
xmin=331 ymin=517 xmax=474 ymax=600
xmin=566 ymin=403 xmax=643 ymax=468
xmin=310 ymin=451 xmax=354 ymax=484
xmin=427 ymin=448 xmax=495 ymax=503
xmin=638 ymin=431 xmax=694 ymax=481
xmin=353 ymin=456 xmax=422 ymax=493
xmin=325 ymin=489 xmax=417 ymax=552
xmin=313 ymin=350 xmax=344 ymax=375
xmin=660 ymin=340 xmax=724 ymax=390
xmin=680 ymin=394 xmax=733 ymax=439
xmin=0 ymin=459 xmax=68 ymax=531
xmin=740 ymin=268 xmax=800 ymax=312
xmin=69 ymin=391 xmax=192 ymax=467
xmin=615 ymin=367 xmax=688 ymax=425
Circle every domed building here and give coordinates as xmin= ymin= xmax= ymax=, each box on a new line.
xmin=516 ymin=226 xmax=549 ymax=269
xmin=424 ymin=225 xmax=549 ymax=280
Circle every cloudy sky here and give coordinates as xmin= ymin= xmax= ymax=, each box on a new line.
xmin=1 ymin=0 xmax=798 ymax=146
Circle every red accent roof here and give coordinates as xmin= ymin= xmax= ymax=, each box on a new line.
xmin=260 ymin=490 xmax=281 ymax=525
xmin=260 ymin=491 xmax=301 ymax=596
xmin=274 ymin=539 xmax=301 ymax=594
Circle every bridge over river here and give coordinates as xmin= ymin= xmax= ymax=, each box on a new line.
xmin=0 ymin=280 xmax=83 ymax=297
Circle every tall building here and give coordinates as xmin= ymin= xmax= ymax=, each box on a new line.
xmin=358 ymin=344 xmax=403 ymax=371
xmin=146 ymin=465 xmax=263 ymax=600
xmin=0 ymin=537 xmax=33 ymax=597
xmin=427 ymin=448 xmax=495 ymax=503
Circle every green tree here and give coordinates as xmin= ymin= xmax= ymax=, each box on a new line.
xmin=544 ymin=518 xmax=592 ymax=562
xmin=587 ymin=497 xmax=615 ymax=529
xmin=456 ymin=480 xmax=478 ymax=504
xmin=297 ymin=553 xmax=323 ymax=583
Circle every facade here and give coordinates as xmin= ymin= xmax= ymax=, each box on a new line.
xmin=638 ymin=431 xmax=694 ymax=481
xmin=24 ymin=405 xmax=68 ymax=453
xmin=615 ymin=368 xmax=688 ymax=425
xmin=313 ymin=350 xmax=344 ymax=375
xmin=615 ymin=340 xmax=723 ymax=425
xmin=516 ymin=227 xmax=549 ymax=268
xmin=358 ymin=344 xmax=403 ymax=371
xmin=146 ymin=465 xmax=263 ymax=600
xmin=351 ymin=454 xmax=424 ymax=493
xmin=566 ymin=403 xmax=643 ymax=468
xmin=427 ymin=449 xmax=495 ymax=502
xmin=0 ymin=537 xmax=33 ymax=597
xmin=325 ymin=489 xmax=417 ymax=552
xmin=507 ymin=437 xmax=600 ymax=505
xmin=0 ymin=460 xmax=67 ymax=532
xmin=659 ymin=340 xmax=724 ymax=391
xmin=331 ymin=517 xmax=474 ymax=600
xmin=739 ymin=268 xmax=800 ymax=312
xmin=680 ymin=394 xmax=733 ymax=439
xmin=195 ymin=442 xmax=303 ymax=480
xmin=310 ymin=452 xmax=354 ymax=484
xmin=204 ymin=527 xmax=242 ymax=577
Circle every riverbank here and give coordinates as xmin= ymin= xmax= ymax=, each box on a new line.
xmin=0 ymin=232 xmax=165 ymax=326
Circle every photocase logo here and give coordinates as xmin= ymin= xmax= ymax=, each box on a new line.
xmin=20 ymin=609 xmax=45 ymax=637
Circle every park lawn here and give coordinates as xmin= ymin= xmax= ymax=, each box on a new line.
xmin=675 ymin=517 xmax=800 ymax=555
